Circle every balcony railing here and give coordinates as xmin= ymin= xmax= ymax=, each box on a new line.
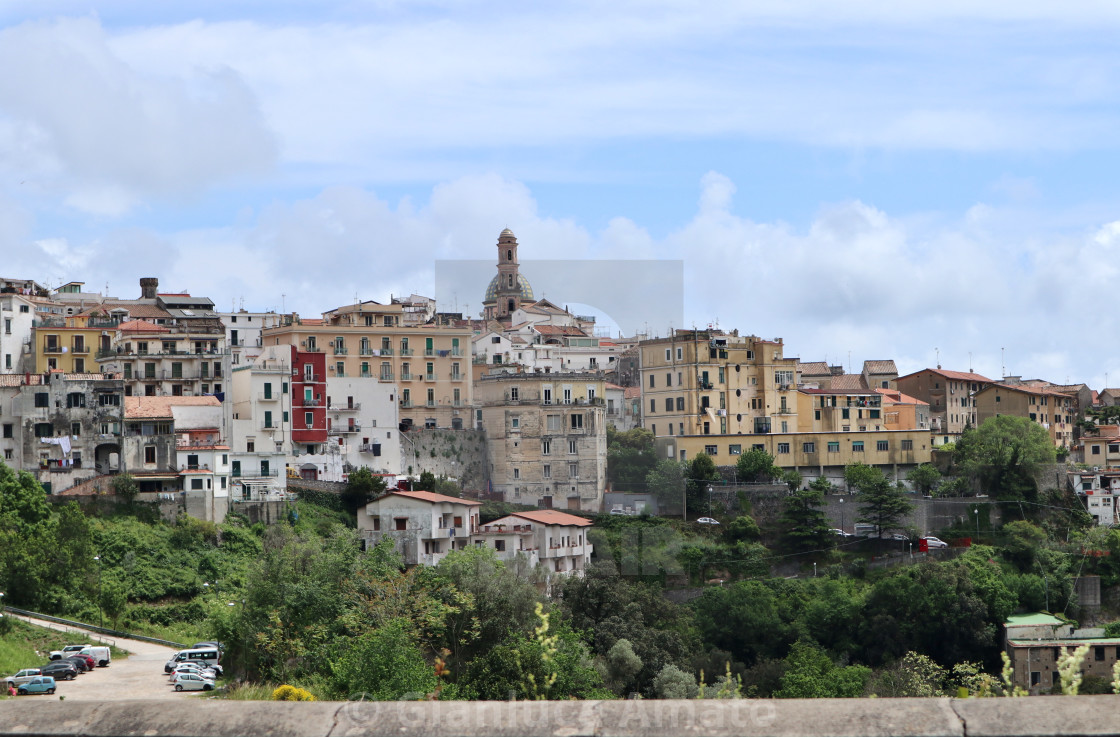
xmin=425 ymin=374 xmax=437 ymax=382
xmin=400 ymin=373 xmax=413 ymax=381
xmin=33 ymin=317 xmax=65 ymax=328
xmin=359 ymin=443 xmax=380 ymax=453
xmin=44 ymin=345 xmax=63 ymax=354
xmin=426 ymin=400 xmax=436 ymax=408
xmin=71 ymin=345 xmax=90 ymax=354
xmin=333 ymin=346 xmax=348 ymax=355
xmin=328 ymin=424 xmax=361 ymax=435
xmin=179 ymin=464 xmax=212 ymax=472
xmin=400 ymin=348 xmax=413 ymax=356
xmin=329 ymin=403 xmax=361 ymax=412
xmin=450 ymin=373 xmax=464 ymax=382
xmin=295 ymin=373 xmax=322 ymax=382
xmin=379 ymin=347 xmax=394 ymax=356
xmin=400 ymin=400 xmax=413 ymax=408
xmin=452 ymin=399 xmax=463 ymax=407
xmin=451 ymin=348 xmax=462 ymax=357
xmin=295 ymin=397 xmax=321 ymax=407
xmin=424 ymin=349 xmax=435 ymax=357
xmin=359 ymin=348 xmax=374 ymax=356
xmin=258 ymin=392 xmax=280 ymax=402
xmin=235 ymin=468 xmax=279 ymax=478
xmin=379 ymin=373 xmax=394 ymax=382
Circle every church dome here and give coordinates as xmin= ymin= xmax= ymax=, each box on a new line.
xmin=484 ymin=273 xmax=534 ymax=304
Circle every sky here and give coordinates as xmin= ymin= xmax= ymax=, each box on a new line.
xmin=3 ymin=2 xmax=1120 ymax=386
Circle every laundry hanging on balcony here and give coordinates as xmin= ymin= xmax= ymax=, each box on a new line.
xmin=41 ymin=435 xmax=73 ymax=455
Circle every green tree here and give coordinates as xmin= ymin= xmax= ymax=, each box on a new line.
xmin=724 ymin=515 xmax=761 ymax=543
xmin=844 ymin=462 xmax=879 ymax=493
xmin=111 ymin=473 xmax=138 ymax=503
xmin=414 ymin=470 xmax=437 ymax=491
xmin=607 ymin=426 xmax=658 ymax=491
xmin=735 ymin=448 xmax=779 ymax=483
xmin=329 ymin=619 xmax=437 ymax=700
xmin=866 ymin=651 xmax=947 ymax=697
xmin=687 ymin=453 xmax=721 ymax=515
xmin=98 ymin=576 xmax=130 ymax=628
xmin=343 ymin=467 xmax=388 ymax=511
xmin=645 ymin=459 xmax=687 ymax=514
xmin=1001 ymin=520 xmax=1047 ymax=571
xmin=463 ymin=622 xmax=605 ymax=700
xmin=955 ymin=415 xmax=1056 ymax=500
xmin=780 ymin=469 xmax=802 ymax=492
xmin=856 ymin=468 xmax=913 ymax=537
xmin=653 ymin=663 xmax=699 ymax=698
xmin=775 ymin=640 xmax=870 ymax=698
xmin=808 ymin=476 xmax=835 ymax=495
xmin=597 ymin=638 xmax=643 ymax=694
xmin=906 ymin=464 xmax=941 ymax=495
xmin=778 ymin=487 xmax=833 ymax=553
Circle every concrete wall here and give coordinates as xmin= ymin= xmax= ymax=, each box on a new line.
xmin=819 ymin=496 xmax=1001 ymax=536
xmin=5 ymin=695 xmax=1120 ymax=737
xmin=400 ymin=427 xmax=487 ymax=489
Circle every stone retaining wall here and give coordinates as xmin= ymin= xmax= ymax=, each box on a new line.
xmin=4 ymin=695 xmax=1120 ymax=737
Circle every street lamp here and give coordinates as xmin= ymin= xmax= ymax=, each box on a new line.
xmin=839 ymin=497 xmax=845 ymax=534
xmin=93 ymin=556 xmax=102 ymax=629
xmin=707 ymin=485 xmax=713 ymax=519
xmin=973 ymin=508 xmax=980 ymax=541
xmin=813 ymin=561 xmax=817 ymax=578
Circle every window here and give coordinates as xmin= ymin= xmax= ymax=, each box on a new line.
xmin=649 ymin=374 xmax=655 ymax=388
xmin=650 ymin=399 xmax=656 ymax=413
xmin=803 ymin=442 xmax=816 ymax=453
xmin=34 ymin=423 xmax=52 ymax=437
xmin=99 ymin=393 xmax=120 ymax=406
xmin=665 ymin=398 xmax=673 ymax=412
xmin=543 ymin=387 xmax=552 ymax=404
xmin=569 ymin=462 xmax=578 ymax=478
xmin=511 ymin=417 xmax=520 ymax=429
xmin=570 ymin=414 xmax=583 ymax=430
xmin=664 ymin=348 xmax=671 ymax=360
xmin=305 ymin=412 xmax=314 ymax=428
xmin=144 ymin=446 xmax=156 ymax=463
xmin=543 ymin=464 xmax=551 ymax=478
xmin=704 ymin=444 xmax=717 ymax=455
xmin=841 ymin=408 xmax=850 ymax=419
xmin=827 ymin=441 xmax=840 ymax=452
xmin=676 ymin=347 xmax=682 ymax=360
xmin=513 ymin=468 xmax=520 ymax=479
xmin=777 ymin=443 xmax=790 ymax=454
xmin=869 ymin=409 xmax=880 ymax=419
xmin=666 ymin=372 xmax=672 ymax=387
xmin=852 ymin=441 xmax=864 ymax=452
xmin=71 ymin=422 xmax=81 ymax=437
xmin=901 ymin=439 xmax=913 ymax=451
xmin=877 ymin=440 xmax=889 ymax=451
xmin=729 ymin=444 xmax=741 ymax=455
xmin=568 ymin=439 xmax=577 ymax=454
xmin=542 ymin=440 xmax=551 ymax=455
xmin=676 ymin=397 xmax=685 ymax=411
xmin=1 ymin=424 xmax=10 ymax=438
xmin=510 ymin=386 xmax=519 ymax=401
xmin=546 ymin=415 xmax=561 ymax=432
xmin=34 ymin=392 xmax=48 ymax=408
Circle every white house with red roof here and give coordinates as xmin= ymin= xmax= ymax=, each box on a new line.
xmin=476 ymin=509 xmax=593 ymax=577
xmin=357 ymin=489 xmax=482 ymax=566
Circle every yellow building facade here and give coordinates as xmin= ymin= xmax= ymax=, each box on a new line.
xmin=31 ymin=313 xmax=115 ymax=374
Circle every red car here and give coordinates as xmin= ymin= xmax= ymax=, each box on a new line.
xmin=65 ymin=653 xmax=96 ymax=671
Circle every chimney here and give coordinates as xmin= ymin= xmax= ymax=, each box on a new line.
xmin=140 ymin=277 xmax=158 ymax=299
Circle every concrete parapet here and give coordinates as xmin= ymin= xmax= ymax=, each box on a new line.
xmin=6 ymin=696 xmax=1120 ymax=737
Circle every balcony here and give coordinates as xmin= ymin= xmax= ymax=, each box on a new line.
xmin=359 ymin=348 xmax=374 ymax=356
xmin=400 ymin=348 xmax=413 ymax=356
xmin=329 ymin=403 xmax=361 ymax=412
xmin=259 ymin=423 xmax=279 ymax=432
xmin=400 ymin=400 xmax=413 ymax=408
xmin=425 ymin=374 xmax=437 ymax=382
xmin=71 ymin=345 xmax=90 ymax=355
xmin=379 ymin=347 xmax=394 ymax=356
xmin=33 ymin=317 xmax=65 ymax=328
xmin=359 ymin=443 xmax=381 ymax=453
xmin=179 ymin=464 xmax=212 ymax=472
xmin=295 ymin=373 xmax=322 ymax=382
xmin=258 ymin=392 xmax=280 ymax=402
xmin=451 ymin=348 xmax=462 ymax=357
xmin=424 ymin=349 xmax=436 ymax=357
xmin=379 ymin=373 xmax=394 ymax=382
xmin=400 ymin=373 xmax=413 ymax=381
xmin=44 ymin=345 xmax=63 ymax=354
xmin=452 ymin=399 xmax=463 ymax=408
xmin=450 ymin=373 xmax=464 ymax=382
xmin=426 ymin=400 xmax=436 ymax=408
xmin=295 ymin=397 xmax=321 ymax=407
xmin=328 ymin=424 xmax=361 ymax=435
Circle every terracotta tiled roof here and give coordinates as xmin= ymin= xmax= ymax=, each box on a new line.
xmin=623 ymin=386 xmax=641 ymax=399
xmin=510 ymin=510 xmax=593 ymax=527
xmin=875 ymin=388 xmax=929 ymax=405
xmin=125 ymin=395 xmax=221 ymax=419
xmin=301 ymin=319 xmax=324 ymax=325
xmin=828 ymin=374 xmax=867 ymax=391
xmin=118 ymin=319 xmax=169 ymax=333
xmin=0 ymin=375 xmax=41 ymax=387
xmin=534 ymin=325 xmax=588 ymax=337
xmin=898 ymin=368 xmax=994 ymax=383
xmin=797 ymin=361 xmax=831 ymax=376
xmin=384 ymin=490 xmax=482 ymax=506
xmin=978 ymin=383 xmax=1072 ymax=399
xmin=863 ymin=360 xmax=898 ymax=375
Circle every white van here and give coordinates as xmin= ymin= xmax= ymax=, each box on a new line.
xmin=164 ymin=647 xmax=221 ymax=673
xmin=81 ymin=646 xmax=111 ymax=667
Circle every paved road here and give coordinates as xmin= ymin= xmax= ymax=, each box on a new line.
xmin=11 ymin=615 xmax=197 ymax=701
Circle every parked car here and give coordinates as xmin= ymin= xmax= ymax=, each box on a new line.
xmin=40 ymin=662 xmax=79 ymax=681
xmin=49 ymin=644 xmax=91 ymax=660
xmin=172 ymin=672 xmax=215 ymax=691
xmin=16 ymin=676 xmax=56 ymax=695
xmin=181 ymin=659 xmax=223 ymax=676
xmin=169 ymin=664 xmax=218 ymax=681
xmin=62 ymin=655 xmax=92 ymax=672
xmin=922 ymin=536 xmax=949 ymax=549
xmin=69 ymin=653 xmax=96 ymax=670
xmin=696 ymin=517 xmax=720 ymax=525
xmin=887 ymin=533 xmax=910 ymax=541
xmin=191 ymin=641 xmax=225 ymax=655
xmin=5 ymin=668 xmax=42 ymax=688
xmin=165 ymin=646 xmax=221 ymax=673
xmin=831 ymin=528 xmax=855 ymax=538
xmin=80 ymin=646 xmax=112 ymax=667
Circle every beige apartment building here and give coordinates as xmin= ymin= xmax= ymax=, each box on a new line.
xmin=639 ymin=330 xmax=801 ymax=439
xmin=475 ymin=371 xmax=607 ymax=512
xmin=261 ymin=302 xmax=472 ymax=430
xmin=973 ymin=382 xmax=1076 ymax=448
xmin=656 ymin=428 xmax=932 ymax=481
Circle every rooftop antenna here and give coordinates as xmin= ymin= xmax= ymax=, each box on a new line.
xmin=1001 ymin=347 xmax=1005 ymax=379
xmin=968 ymin=352 xmax=973 ymax=373
xmin=281 ymin=294 xmax=286 ymax=313
xmin=935 ymin=347 xmax=940 ymax=370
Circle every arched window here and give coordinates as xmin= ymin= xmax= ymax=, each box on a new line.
xmin=507 ymin=249 xmax=513 ymax=261
xmin=508 ymin=274 xmax=514 ymax=287
xmin=508 ymin=299 xmax=515 ymax=312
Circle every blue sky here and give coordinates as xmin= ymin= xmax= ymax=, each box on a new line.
xmin=3 ymin=2 xmax=1120 ymax=386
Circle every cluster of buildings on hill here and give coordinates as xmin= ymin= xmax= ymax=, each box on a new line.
xmin=0 ymin=229 xmax=1115 ymax=526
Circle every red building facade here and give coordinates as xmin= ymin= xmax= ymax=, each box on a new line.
xmin=290 ymin=346 xmax=327 ymax=448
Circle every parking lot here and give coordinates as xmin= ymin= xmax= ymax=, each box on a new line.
xmin=11 ymin=615 xmax=198 ymax=701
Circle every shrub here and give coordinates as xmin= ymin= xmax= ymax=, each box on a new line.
xmin=271 ymin=684 xmax=316 ymax=701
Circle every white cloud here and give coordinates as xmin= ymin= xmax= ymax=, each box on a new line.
xmin=0 ymin=17 xmax=276 ymax=215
